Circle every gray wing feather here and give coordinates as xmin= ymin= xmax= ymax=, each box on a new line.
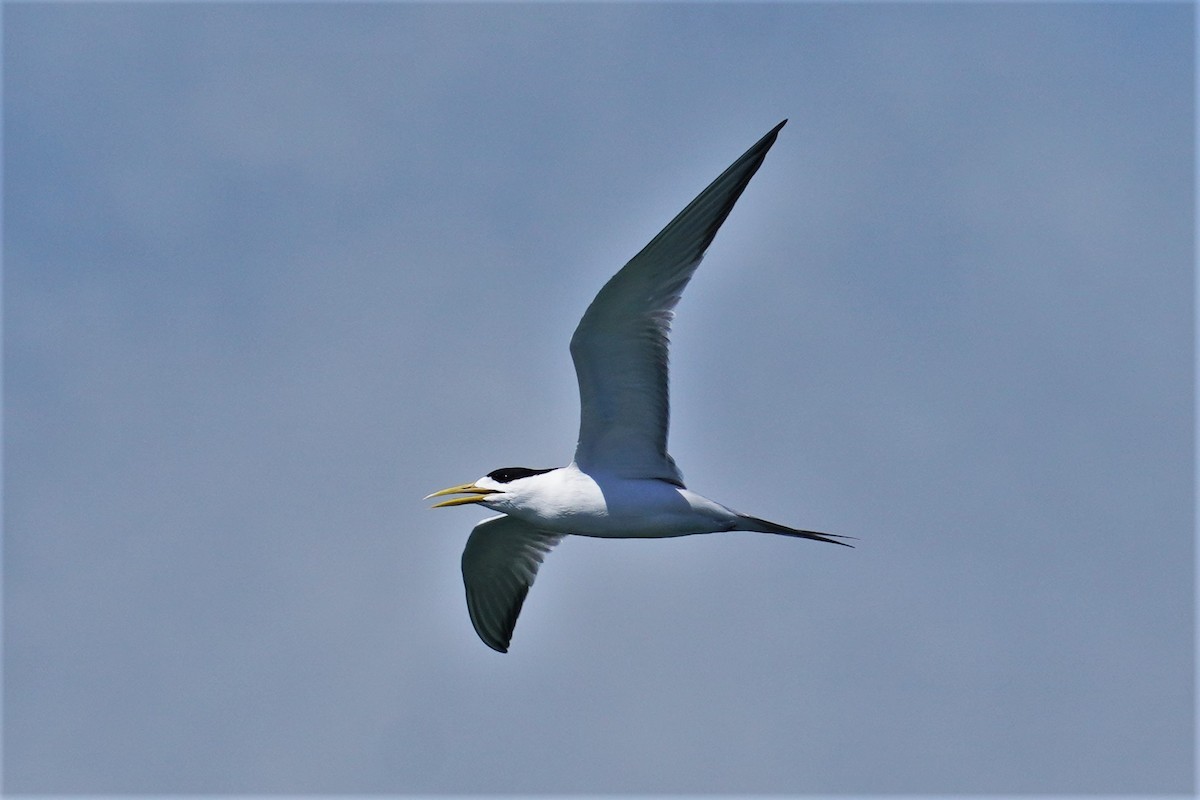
xmin=461 ymin=514 xmax=564 ymax=653
xmin=570 ymin=121 xmax=787 ymax=484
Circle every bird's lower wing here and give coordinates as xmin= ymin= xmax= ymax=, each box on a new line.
xmin=461 ymin=514 xmax=565 ymax=653
xmin=570 ymin=121 xmax=787 ymax=484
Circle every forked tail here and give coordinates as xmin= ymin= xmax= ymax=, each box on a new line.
xmin=736 ymin=514 xmax=854 ymax=547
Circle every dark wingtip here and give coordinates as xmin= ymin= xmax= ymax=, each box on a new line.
xmin=757 ymin=119 xmax=787 ymax=150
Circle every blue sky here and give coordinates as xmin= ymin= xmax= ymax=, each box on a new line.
xmin=4 ymin=3 xmax=1194 ymax=794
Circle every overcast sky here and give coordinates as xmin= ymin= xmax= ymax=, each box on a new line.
xmin=4 ymin=3 xmax=1193 ymax=795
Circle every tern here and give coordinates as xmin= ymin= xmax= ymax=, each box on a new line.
xmin=427 ymin=120 xmax=850 ymax=652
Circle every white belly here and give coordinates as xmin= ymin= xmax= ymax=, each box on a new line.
xmin=505 ymin=467 xmax=739 ymax=539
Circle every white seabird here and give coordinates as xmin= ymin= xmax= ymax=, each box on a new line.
xmin=427 ymin=120 xmax=850 ymax=652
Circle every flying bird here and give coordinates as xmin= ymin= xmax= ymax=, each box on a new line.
xmin=427 ymin=120 xmax=850 ymax=652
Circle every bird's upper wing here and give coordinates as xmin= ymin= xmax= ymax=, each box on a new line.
xmin=461 ymin=514 xmax=564 ymax=653
xmin=570 ymin=121 xmax=787 ymax=485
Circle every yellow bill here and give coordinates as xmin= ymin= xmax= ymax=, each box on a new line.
xmin=424 ymin=483 xmax=500 ymax=508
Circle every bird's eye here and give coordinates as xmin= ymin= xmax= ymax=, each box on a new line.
xmin=486 ymin=467 xmax=554 ymax=483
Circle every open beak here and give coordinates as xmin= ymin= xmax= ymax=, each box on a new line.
xmin=424 ymin=483 xmax=501 ymax=508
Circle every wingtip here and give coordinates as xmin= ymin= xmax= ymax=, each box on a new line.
xmin=756 ymin=119 xmax=788 ymax=150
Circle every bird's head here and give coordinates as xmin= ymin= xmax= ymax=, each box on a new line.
xmin=425 ymin=467 xmax=557 ymax=511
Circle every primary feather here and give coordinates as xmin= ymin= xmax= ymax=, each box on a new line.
xmin=461 ymin=514 xmax=564 ymax=653
xmin=570 ymin=121 xmax=787 ymax=485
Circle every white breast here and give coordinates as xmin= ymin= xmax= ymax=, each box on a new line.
xmin=502 ymin=464 xmax=739 ymax=539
